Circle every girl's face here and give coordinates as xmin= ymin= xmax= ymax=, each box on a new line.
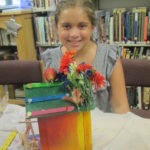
xmin=57 ymin=7 xmax=94 ymax=52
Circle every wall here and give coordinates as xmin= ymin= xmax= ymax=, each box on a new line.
xmin=99 ymin=0 xmax=150 ymax=10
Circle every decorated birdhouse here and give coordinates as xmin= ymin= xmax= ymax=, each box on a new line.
xmin=25 ymin=50 xmax=105 ymax=149
xmin=25 ymin=82 xmax=94 ymax=150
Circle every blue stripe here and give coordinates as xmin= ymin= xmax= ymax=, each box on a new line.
xmin=25 ymin=94 xmax=70 ymax=103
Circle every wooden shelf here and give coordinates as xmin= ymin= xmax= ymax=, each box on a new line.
xmin=0 ymin=10 xmax=38 ymax=105
xmin=32 ymin=7 xmax=56 ymax=13
xmin=0 ymin=10 xmax=37 ymax=60
xmin=0 ymin=9 xmax=33 ymax=16
xmin=8 ymin=99 xmax=25 ymax=106
xmin=118 ymin=43 xmax=150 ymax=47
xmin=1 ymin=44 xmax=17 ymax=46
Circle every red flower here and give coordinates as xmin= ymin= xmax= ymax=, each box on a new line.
xmin=44 ymin=68 xmax=57 ymax=82
xmin=90 ymin=71 xmax=105 ymax=90
xmin=76 ymin=63 xmax=92 ymax=72
xmin=59 ymin=50 xmax=76 ymax=74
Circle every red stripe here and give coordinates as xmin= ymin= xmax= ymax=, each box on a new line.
xmin=31 ymin=106 xmax=74 ymax=117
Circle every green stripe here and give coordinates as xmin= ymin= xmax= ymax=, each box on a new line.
xmin=24 ymin=82 xmax=63 ymax=89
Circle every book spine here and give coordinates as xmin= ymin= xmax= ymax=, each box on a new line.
xmin=125 ymin=11 xmax=129 ymax=43
xmin=109 ymin=16 xmax=114 ymax=44
xmin=141 ymin=7 xmax=147 ymax=42
xmin=134 ymin=8 xmax=138 ymax=42
xmin=105 ymin=11 xmax=110 ymax=43
xmin=122 ymin=47 xmax=127 ymax=59
xmin=142 ymin=87 xmax=150 ymax=110
xmin=114 ymin=9 xmax=119 ymax=42
xmin=144 ymin=16 xmax=148 ymax=42
xmin=147 ymin=11 xmax=150 ymax=42
xmin=118 ymin=9 xmax=122 ymax=42
xmin=137 ymin=86 xmax=142 ymax=109
xmin=137 ymin=8 xmax=141 ymax=42
xmin=121 ymin=11 xmax=124 ymax=42
xmin=45 ymin=0 xmax=49 ymax=8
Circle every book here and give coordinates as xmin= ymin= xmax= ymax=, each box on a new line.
xmin=136 ymin=86 xmax=142 ymax=109
xmin=126 ymin=86 xmax=137 ymax=108
xmin=146 ymin=49 xmax=150 ymax=59
xmin=128 ymin=12 xmax=133 ymax=42
xmin=113 ymin=9 xmax=119 ymax=42
xmin=133 ymin=8 xmax=138 ymax=42
xmin=137 ymin=7 xmax=141 ymax=41
xmin=140 ymin=7 xmax=147 ymax=42
xmin=142 ymin=87 xmax=150 ymax=110
xmin=95 ymin=10 xmax=106 ymax=43
xmin=147 ymin=11 xmax=150 ymax=42
xmin=125 ymin=11 xmax=129 ymax=43
xmin=126 ymin=48 xmax=131 ymax=59
xmin=122 ymin=47 xmax=127 ymax=59
xmin=109 ymin=16 xmax=114 ymax=44
xmin=144 ymin=16 xmax=148 ymax=42
xmin=105 ymin=11 xmax=110 ymax=43
xmin=138 ymin=46 xmax=144 ymax=59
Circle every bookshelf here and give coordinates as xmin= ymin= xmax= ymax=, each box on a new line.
xmin=0 ymin=9 xmax=37 ymax=104
xmin=30 ymin=0 xmax=150 ymax=110
xmin=94 ymin=0 xmax=150 ymax=110
xmin=32 ymin=0 xmax=60 ymax=59
xmin=93 ymin=0 xmax=150 ymax=57
xmin=118 ymin=43 xmax=150 ymax=47
xmin=0 ymin=9 xmax=37 ymax=60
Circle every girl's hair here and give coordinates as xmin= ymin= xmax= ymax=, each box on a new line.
xmin=55 ymin=0 xmax=96 ymax=26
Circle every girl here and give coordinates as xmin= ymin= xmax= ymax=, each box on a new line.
xmin=42 ymin=0 xmax=130 ymax=114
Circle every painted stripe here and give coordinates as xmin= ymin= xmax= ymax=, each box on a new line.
xmin=24 ymin=82 xmax=63 ymax=89
xmin=0 ymin=131 xmax=17 ymax=150
xmin=25 ymin=93 xmax=70 ymax=103
xmin=30 ymin=106 xmax=74 ymax=117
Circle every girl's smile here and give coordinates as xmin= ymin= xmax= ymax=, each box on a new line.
xmin=67 ymin=40 xmax=82 ymax=48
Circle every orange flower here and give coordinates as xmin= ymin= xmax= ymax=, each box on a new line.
xmin=59 ymin=50 xmax=76 ymax=74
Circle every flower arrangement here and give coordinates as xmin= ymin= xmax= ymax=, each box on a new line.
xmin=44 ymin=50 xmax=105 ymax=109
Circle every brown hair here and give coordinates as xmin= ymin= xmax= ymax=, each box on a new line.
xmin=55 ymin=0 xmax=96 ymax=26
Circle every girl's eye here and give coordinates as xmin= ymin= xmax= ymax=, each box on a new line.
xmin=62 ymin=24 xmax=71 ymax=30
xmin=79 ymin=24 xmax=87 ymax=29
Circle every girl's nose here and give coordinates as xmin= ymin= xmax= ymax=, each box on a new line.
xmin=69 ymin=27 xmax=80 ymax=38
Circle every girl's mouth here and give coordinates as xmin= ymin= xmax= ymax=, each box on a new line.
xmin=68 ymin=40 xmax=81 ymax=46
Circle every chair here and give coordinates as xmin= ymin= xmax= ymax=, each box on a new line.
xmin=0 ymin=60 xmax=44 ymax=105
xmin=121 ymin=59 xmax=150 ymax=119
xmin=0 ymin=59 xmax=149 ymax=118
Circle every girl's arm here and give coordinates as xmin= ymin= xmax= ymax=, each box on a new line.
xmin=109 ymin=58 xmax=130 ymax=114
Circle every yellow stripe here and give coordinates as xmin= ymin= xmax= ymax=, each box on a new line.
xmin=0 ymin=131 xmax=17 ymax=150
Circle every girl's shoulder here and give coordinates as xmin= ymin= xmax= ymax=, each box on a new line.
xmin=94 ymin=42 xmax=120 ymax=79
xmin=96 ymin=42 xmax=120 ymax=64
xmin=41 ymin=46 xmax=62 ymax=69
xmin=42 ymin=46 xmax=61 ymax=56
xmin=97 ymin=42 xmax=120 ymax=56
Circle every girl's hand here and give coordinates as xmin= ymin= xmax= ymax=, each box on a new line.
xmin=62 ymin=88 xmax=84 ymax=106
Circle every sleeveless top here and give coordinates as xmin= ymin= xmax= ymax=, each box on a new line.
xmin=41 ymin=43 xmax=120 ymax=112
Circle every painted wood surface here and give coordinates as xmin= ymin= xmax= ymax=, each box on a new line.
xmin=38 ymin=111 xmax=92 ymax=150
